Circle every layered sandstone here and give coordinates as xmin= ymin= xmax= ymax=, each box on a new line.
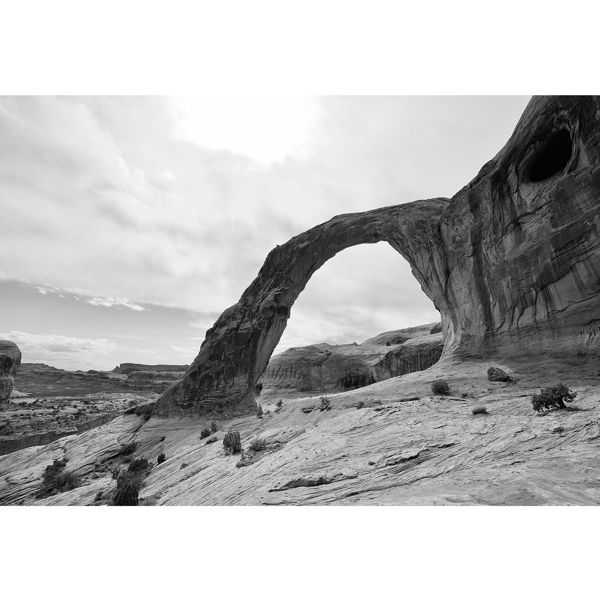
xmin=155 ymin=96 xmax=600 ymax=418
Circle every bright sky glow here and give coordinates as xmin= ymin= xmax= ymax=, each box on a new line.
xmin=169 ymin=96 xmax=321 ymax=164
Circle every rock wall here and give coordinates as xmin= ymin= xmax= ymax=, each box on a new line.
xmin=0 ymin=341 xmax=21 ymax=402
xmin=155 ymin=96 xmax=600 ymax=418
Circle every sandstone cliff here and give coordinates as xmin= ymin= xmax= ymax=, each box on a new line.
xmin=259 ymin=324 xmax=443 ymax=398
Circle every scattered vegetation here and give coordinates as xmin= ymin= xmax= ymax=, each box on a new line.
xmin=200 ymin=428 xmax=211 ymax=440
xmin=128 ymin=457 xmax=151 ymax=474
xmin=206 ymin=437 xmax=217 ymax=445
xmin=157 ymin=452 xmax=166 ymax=465
xmin=337 ymin=371 xmax=374 ymax=390
xmin=471 ymin=406 xmax=488 ymax=415
xmin=210 ymin=421 xmax=218 ymax=433
xmin=256 ymin=404 xmax=264 ymax=418
xmin=531 ymin=383 xmax=577 ymax=413
xmin=134 ymin=403 xmax=154 ymax=421
xmin=249 ymin=437 xmax=267 ymax=452
xmin=356 ymin=400 xmax=365 ymax=409
xmin=275 ymin=399 xmax=283 ymax=410
xmin=118 ymin=442 xmax=137 ymax=456
xmin=319 ymin=396 xmax=331 ymax=411
xmin=40 ymin=458 xmax=79 ymax=496
xmin=431 ymin=379 xmax=451 ymax=396
xmin=113 ymin=471 xmax=141 ymax=506
xmin=223 ymin=430 xmax=242 ymax=454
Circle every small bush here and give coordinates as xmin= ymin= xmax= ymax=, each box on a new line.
xmin=134 ymin=403 xmax=154 ymax=421
xmin=200 ymin=428 xmax=211 ymax=439
xmin=119 ymin=442 xmax=137 ymax=456
xmin=40 ymin=458 xmax=79 ymax=496
xmin=206 ymin=437 xmax=217 ymax=445
xmin=249 ymin=437 xmax=267 ymax=452
xmin=319 ymin=396 xmax=331 ymax=411
xmin=275 ymin=399 xmax=283 ymax=410
xmin=356 ymin=400 xmax=365 ymax=409
xmin=210 ymin=421 xmax=218 ymax=433
xmin=256 ymin=404 xmax=264 ymax=418
xmin=128 ymin=457 xmax=151 ymax=473
xmin=471 ymin=406 xmax=488 ymax=415
xmin=113 ymin=471 xmax=140 ymax=506
xmin=94 ymin=490 xmax=103 ymax=502
xmin=223 ymin=431 xmax=242 ymax=454
xmin=157 ymin=452 xmax=166 ymax=464
xmin=431 ymin=379 xmax=451 ymax=395
xmin=531 ymin=383 xmax=577 ymax=413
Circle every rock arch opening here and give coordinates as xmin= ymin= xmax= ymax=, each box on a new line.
xmin=524 ymin=128 xmax=572 ymax=183
xmin=257 ymin=242 xmax=441 ymax=399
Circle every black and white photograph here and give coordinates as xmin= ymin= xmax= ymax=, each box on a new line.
xmin=1 ymin=2 xmax=598 ymax=598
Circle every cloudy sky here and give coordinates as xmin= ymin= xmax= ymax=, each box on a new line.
xmin=0 ymin=96 xmax=529 ymax=370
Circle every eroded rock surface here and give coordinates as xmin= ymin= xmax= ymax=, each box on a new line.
xmin=156 ymin=96 xmax=600 ymax=417
xmin=0 ymin=341 xmax=21 ymax=402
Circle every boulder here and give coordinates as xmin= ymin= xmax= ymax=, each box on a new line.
xmin=0 ymin=341 xmax=21 ymax=402
xmin=155 ymin=96 xmax=600 ymax=417
xmin=487 ymin=366 xmax=512 ymax=382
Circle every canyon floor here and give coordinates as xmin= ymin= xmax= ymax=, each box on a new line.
xmin=1 ymin=355 xmax=599 ymax=505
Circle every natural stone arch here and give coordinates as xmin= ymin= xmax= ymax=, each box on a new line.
xmin=154 ymin=96 xmax=600 ymax=418
xmin=154 ymin=198 xmax=450 ymax=417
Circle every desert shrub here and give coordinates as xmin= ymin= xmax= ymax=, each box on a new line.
xmin=249 ymin=437 xmax=267 ymax=452
xmin=254 ymin=382 xmax=263 ymax=395
xmin=431 ymin=379 xmax=451 ymax=395
xmin=223 ymin=431 xmax=242 ymax=454
xmin=210 ymin=421 xmax=218 ymax=433
xmin=94 ymin=490 xmax=103 ymax=502
xmin=119 ymin=442 xmax=137 ymax=456
xmin=319 ymin=396 xmax=331 ymax=411
xmin=471 ymin=406 xmax=488 ymax=415
xmin=157 ymin=452 xmax=166 ymax=464
xmin=256 ymin=404 xmax=264 ymax=418
xmin=128 ymin=457 xmax=151 ymax=473
xmin=200 ymin=428 xmax=211 ymax=439
xmin=531 ymin=383 xmax=577 ymax=413
xmin=275 ymin=399 xmax=283 ymax=409
xmin=206 ymin=437 xmax=217 ymax=445
xmin=113 ymin=471 xmax=140 ymax=506
xmin=356 ymin=400 xmax=365 ymax=409
xmin=40 ymin=458 xmax=79 ymax=496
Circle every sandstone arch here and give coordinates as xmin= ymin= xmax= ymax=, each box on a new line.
xmin=154 ymin=198 xmax=449 ymax=416
xmin=154 ymin=95 xmax=600 ymax=418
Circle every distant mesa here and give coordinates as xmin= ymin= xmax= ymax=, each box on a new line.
xmin=153 ymin=96 xmax=600 ymax=418
xmin=0 ymin=341 xmax=22 ymax=402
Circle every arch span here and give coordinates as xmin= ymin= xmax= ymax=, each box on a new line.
xmin=154 ymin=198 xmax=450 ymax=417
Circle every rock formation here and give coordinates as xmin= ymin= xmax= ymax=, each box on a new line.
xmin=0 ymin=341 xmax=21 ymax=402
xmin=259 ymin=325 xmax=443 ymax=398
xmin=155 ymin=96 xmax=600 ymax=418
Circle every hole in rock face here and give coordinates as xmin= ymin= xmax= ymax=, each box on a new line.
xmin=524 ymin=129 xmax=572 ymax=183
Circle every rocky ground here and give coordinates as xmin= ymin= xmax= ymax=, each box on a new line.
xmin=0 ymin=363 xmax=186 ymax=455
xmin=2 ymin=355 xmax=599 ymax=505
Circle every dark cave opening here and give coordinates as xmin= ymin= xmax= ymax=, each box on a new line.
xmin=524 ymin=129 xmax=573 ymax=183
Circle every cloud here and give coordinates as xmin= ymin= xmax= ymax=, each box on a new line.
xmin=87 ymin=296 xmax=145 ymax=311
xmin=0 ymin=96 xmax=531 ymax=366
xmin=1 ymin=330 xmax=116 ymax=370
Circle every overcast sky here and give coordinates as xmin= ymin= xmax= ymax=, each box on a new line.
xmin=0 ymin=96 xmax=529 ymax=370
